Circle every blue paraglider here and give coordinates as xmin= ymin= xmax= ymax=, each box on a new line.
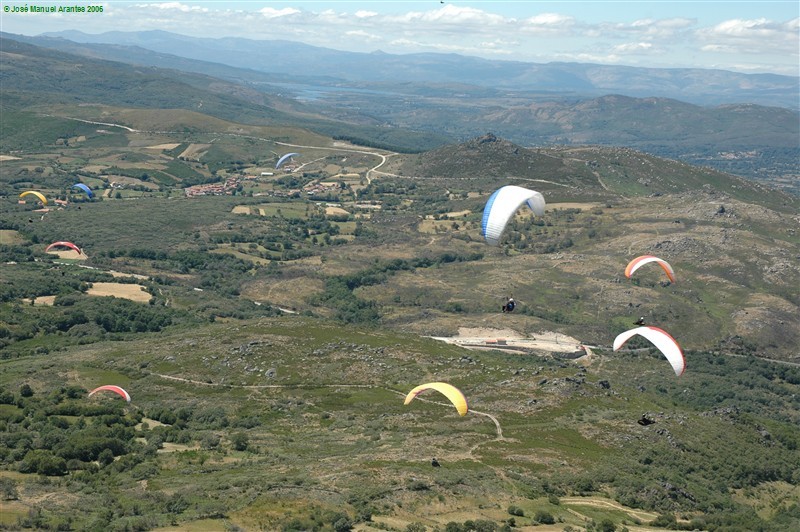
xmin=275 ymin=152 xmax=299 ymax=170
xmin=72 ymin=183 xmax=94 ymax=198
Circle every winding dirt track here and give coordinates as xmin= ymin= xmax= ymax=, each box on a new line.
xmin=150 ymin=372 xmax=505 ymax=440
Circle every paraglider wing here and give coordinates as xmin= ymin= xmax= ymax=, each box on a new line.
xmin=19 ymin=190 xmax=47 ymax=205
xmin=45 ymin=241 xmax=82 ymax=254
xmin=88 ymin=385 xmax=131 ymax=403
xmin=613 ymin=326 xmax=685 ymax=376
xmin=624 ymin=255 xmax=676 ymax=283
xmin=481 ymin=185 xmax=545 ymax=246
xmin=72 ymin=183 xmax=94 ymax=198
xmin=275 ymin=152 xmax=299 ymax=169
xmin=404 ymin=382 xmax=468 ymax=416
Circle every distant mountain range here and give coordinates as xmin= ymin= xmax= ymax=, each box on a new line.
xmin=1 ymin=32 xmax=797 ymax=193
xmin=34 ymin=29 xmax=800 ymax=110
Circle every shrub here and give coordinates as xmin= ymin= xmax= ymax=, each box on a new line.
xmin=507 ymin=505 xmax=524 ymax=517
xmin=534 ymin=510 xmax=555 ymax=525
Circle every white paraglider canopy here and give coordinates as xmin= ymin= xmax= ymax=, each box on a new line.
xmin=481 ymin=185 xmax=545 ymax=246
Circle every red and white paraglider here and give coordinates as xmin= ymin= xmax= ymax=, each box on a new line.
xmin=613 ymin=326 xmax=685 ymax=376
xmin=624 ymin=255 xmax=676 ymax=283
xmin=88 ymin=385 xmax=131 ymax=403
xmin=45 ymin=241 xmax=82 ymax=254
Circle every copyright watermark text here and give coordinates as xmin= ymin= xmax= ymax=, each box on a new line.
xmin=3 ymin=4 xmax=104 ymax=13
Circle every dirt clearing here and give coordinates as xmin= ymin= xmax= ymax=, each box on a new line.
xmin=87 ymin=282 xmax=151 ymax=302
xmin=146 ymin=143 xmax=181 ymax=150
xmin=430 ymin=327 xmax=582 ymax=354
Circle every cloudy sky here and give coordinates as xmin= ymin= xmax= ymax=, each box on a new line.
xmin=2 ymin=1 xmax=798 ymax=75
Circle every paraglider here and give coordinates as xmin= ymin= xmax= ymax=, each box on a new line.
xmin=19 ymin=190 xmax=47 ymax=205
xmin=481 ymin=185 xmax=545 ymax=246
xmin=404 ymin=382 xmax=468 ymax=416
xmin=502 ymin=296 xmax=516 ymax=313
xmin=637 ymin=414 xmax=656 ymax=426
xmin=88 ymin=385 xmax=131 ymax=403
xmin=275 ymin=152 xmax=299 ymax=169
xmin=625 ymin=255 xmax=676 ymax=283
xmin=634 ymin=316 xmax=646 ymax=326
xmin=45 ymin=241 xmax=82 ymax=254
xmin=613 ymin=326 xmax=685 ymax=376
xmin=72 ymin=183 xmax=94 ymax=198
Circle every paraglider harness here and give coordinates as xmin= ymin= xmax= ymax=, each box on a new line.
xmin=502 ymin=298 xmax=516 ymax=313
xmin=637 ymin=414 xmax=656 ymax=426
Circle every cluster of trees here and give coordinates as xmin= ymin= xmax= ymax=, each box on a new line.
xmin=0 ymin=382 xmax=258 ymax=529
xmin=0 ymin=294 xmax=179 ymax=355
xmin=0 ymin=384 xmax=139 ymax=477
xmin=318 ymin=254 xmax=485 ymax=323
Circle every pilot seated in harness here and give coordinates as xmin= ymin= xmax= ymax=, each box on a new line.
xmin=502 ymin=296 xmax=516 ymax=313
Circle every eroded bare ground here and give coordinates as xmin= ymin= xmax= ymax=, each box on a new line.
xmin=430 ymin=327 xmax=583 ymax=355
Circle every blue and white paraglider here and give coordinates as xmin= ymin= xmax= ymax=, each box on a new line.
xmin=72 ymin=183 xmax=94 ymax=198
xmin=481 ymin=185 xmax=546 ymax=246
xmin=275 ymin=152 xmax=299 ymax=170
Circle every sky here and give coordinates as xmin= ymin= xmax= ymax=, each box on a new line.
xmin=1 ymin=1 xmax=798 ymax=76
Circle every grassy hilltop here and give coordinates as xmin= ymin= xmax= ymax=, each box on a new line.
xmin=1 ymin=40 xmax=799 ymax=530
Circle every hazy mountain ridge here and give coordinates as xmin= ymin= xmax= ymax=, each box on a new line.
xmin=0 ymin=36 xmax=451 ymax=153
xmin=40 ymin=29 xmax=800 ymax=109
xmin=8 ymin=31 xmax=795 ymax=192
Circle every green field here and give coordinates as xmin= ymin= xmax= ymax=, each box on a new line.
xmin=0 ymin=101 xmax=798 ymax=531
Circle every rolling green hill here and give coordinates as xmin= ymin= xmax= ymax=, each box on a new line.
xmin=0 ymin=36 xmax=451 ymax=154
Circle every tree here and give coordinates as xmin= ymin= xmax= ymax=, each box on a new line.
xmin=598 ymin=519 xmax=616 ymax=532
xmin=0 ymin=478 xmax=19 ymax=500
xmin=19 ymin=384 xmax=34 ymax=398
xmin=98 ymin=448 xmax=115 ymax=466
xmin=231 ymin=432 xmax=249 ymax=451
xmin=534 ymin=511 xmax=555 ymax=525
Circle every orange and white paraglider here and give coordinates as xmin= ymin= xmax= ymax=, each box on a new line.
xmin=613 ymin=326 xmax=685 ymax=376
xmin=88 ymin=385 xmax=131 ymax=403
xmin=404 ymin=382 xmax=468 ymax=416
xmin=625 ymin=255 xmax=676 ymax=283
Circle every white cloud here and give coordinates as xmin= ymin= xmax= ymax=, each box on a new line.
xmin=391 ymin=5 xmax=506 ymax=26
xmin=388 ymin=37 xmax=510 ymax=57
xmin=136 ymin=2 xmax=208 ymax=13
xmin=610 ymin=17 xmax=695 ymax=39
xmin=525 ymin=13 xmax=574 ymax=26
xmin=612 ymin=42 xmax=655 ymax=54
xmin=559 ymin=52 xmax=623 ymax=65
xmin=520 ymin=12 xmax=575 ymax=35
xmin=697 ymin=17 xmax=799 ymax=55
xmin=355 ymin=11 xmax=378 ymax=19
xmin=258 ymin=7 xmax=301 ymax=19
xmin=345 ymin=30 xmax=382 ymax=43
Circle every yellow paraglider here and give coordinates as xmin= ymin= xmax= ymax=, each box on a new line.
xmin=19 ymin=190 xmax=47 ymax=205
xmin=404 ymin=382 xmax=468 ymax=416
